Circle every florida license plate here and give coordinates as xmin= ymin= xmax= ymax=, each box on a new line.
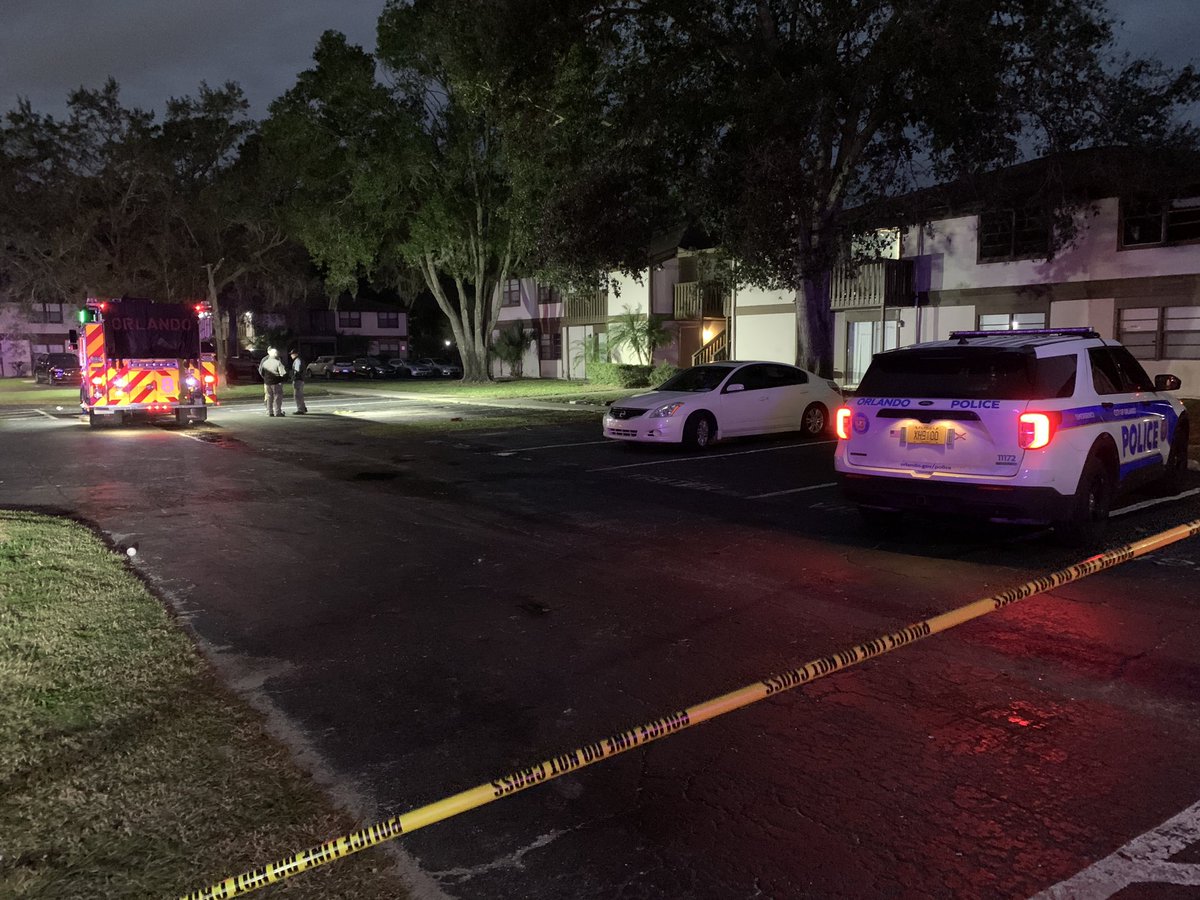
xmin=907 ymin=425 xmax=945 ymax=445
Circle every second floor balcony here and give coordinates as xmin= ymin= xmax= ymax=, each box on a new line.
xmin=673 ymin=281 xmax=730 ymax=320
xmin=829 ymin=259 xmax=914 ymax=310
xmin=563 ymin=289 xmax=608 ymax=324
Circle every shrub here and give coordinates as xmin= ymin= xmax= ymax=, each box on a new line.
xmin=615 ymin=365 xmax=652 ymax=388
xmin=649 ymin=363 xmax=679 ymax=387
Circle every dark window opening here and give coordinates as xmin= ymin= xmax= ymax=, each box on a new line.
xmin=1122 ymin=197 xmax=1200 ymax=248
xmin=502 ymin=279 xmax=522 ymax=307
xmin=978 ymin=205 xmax=1049 ymax=261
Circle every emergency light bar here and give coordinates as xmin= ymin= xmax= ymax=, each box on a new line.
xmin=948 ymin=327 xmax=1100 ymax=339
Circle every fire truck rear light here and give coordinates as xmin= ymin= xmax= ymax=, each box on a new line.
xmin=90 ymin=376 xmax=103 ymax=386
xmin=203 ymin=374 xmax=215 ymax=384
xmin=1018 ymin=412 xmax=1059 ymax=449
xmin=835 ymin=406 xmax=852 ymax=440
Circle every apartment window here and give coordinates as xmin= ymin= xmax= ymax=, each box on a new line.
xmin=32 ymin=342 xmax=66 ymax=355
xmin=377 ymin=340 xmax=404 ymax=356
xmin=502 ymin=279 xmax=522 ymax=307
xmin=978 ymin=205 xmax=1049 ymax=261
xmin=1121 ymin=197 xmax=1200 ymax=248
xmin=306 ymin=309 xmax=334 ymax=332
xmin=337 ymin=310 xmax=361 ymax=328
xmin=28 ymin=303 xmax=64 ymax=324
xmin=537 ymin=283 xmax=561 ymax=305
xmin=1118 ymin=306 xmax=1200 ymax=360
xmin=978 ymin=312 xmax=1046 ymax=331
xmin=538 ymin=330 xmax=562 ymax=360
xmin=377 ymin=311 xmax=400 ymax=329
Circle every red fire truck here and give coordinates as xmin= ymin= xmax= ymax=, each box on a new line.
xmin=74 ymin=297 xmax=219 ymax=427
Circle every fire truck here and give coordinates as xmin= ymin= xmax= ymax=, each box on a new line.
xmin=73 ymin=297 xmax=219 ymax=427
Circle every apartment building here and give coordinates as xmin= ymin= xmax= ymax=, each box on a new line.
xmin=492 ymin=158 xmax=1200 ymax=399
xmin=0 ymin=300 xmax=73 ymax=377
xmin=235 ymin=299 xmax=410 ymax=361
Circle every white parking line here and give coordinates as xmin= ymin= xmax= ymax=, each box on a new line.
xmin=34 ymin=409 xmax=57 ymax=420
xmin=495 ymin=440 xmax=611 ymax=456
xmin=1111 ymin=487 xmax=1200 ymax=518
xmin=1031 ymin=798 xmax=1200 ymax=898
xmin=747 ymin=482 xmax=837 ymax=500
xmin=590 ymin=440 xmax=836 ymax=473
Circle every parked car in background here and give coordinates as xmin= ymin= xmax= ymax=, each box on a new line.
xmin=388 ymin=358 xmax=433 ymax=377
xmin=352 ymin=357 xmax=395 ymax=379
xmin=33 ymin=352 xmax=82 ymax=385
xmin=417 ymin=357 xmax=463 ymax=378
xmin=603 ymin=360 xmax=843 ymax=450
xmin=305 ymin=355 xmax=338 ymax=378
xmin=326 ymin=357 xmax=357 ymax=378
xmin=224 ymin=351 xmax=266 ymax=384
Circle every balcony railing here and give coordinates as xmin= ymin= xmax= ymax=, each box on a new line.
xmin=829 ymin=259 xmax=914 ymax=310
xmin=563 ymin=289 xmax=607 ymax=324
xmin=673 ymin=281 xmax=730 ymax=320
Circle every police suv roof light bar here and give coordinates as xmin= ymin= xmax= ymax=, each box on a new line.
xmin=948 ymin=327 xmax=1100 ymax=340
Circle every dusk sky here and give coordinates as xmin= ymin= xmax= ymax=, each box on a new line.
xmin=0 ymin=1 xmax=1197 ymax=120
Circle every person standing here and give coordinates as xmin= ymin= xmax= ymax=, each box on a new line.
xmin=289 ymin=349 xmax=308 ymax=415
xmin=257 ymin=347 xmax=288 ymax=417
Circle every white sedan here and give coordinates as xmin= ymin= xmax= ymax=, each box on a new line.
xmin=603 ymin=361 xmax=843 ymax=449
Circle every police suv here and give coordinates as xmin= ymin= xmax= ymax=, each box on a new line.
xmin=834 ymin=328 xmax=1189 ymax=541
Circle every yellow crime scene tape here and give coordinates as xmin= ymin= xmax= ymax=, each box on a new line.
xmin=182 ymin=517 xmax=1200 ymax=900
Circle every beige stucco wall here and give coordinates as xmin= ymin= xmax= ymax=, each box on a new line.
xmin=1049 ymin=297 xmax=1116 ymax=339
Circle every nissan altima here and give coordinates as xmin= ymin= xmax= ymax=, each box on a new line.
xmin=603 ymin=361 xmax=842 ymax=449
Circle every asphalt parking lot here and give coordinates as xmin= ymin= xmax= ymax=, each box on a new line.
xmin=2 ymin=389 xmax=1200 ymax=899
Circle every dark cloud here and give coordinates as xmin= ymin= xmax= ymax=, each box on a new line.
xmin=0 ymin=0 xmax=379 ymax=117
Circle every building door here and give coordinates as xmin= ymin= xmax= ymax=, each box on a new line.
xmin=846 ymin=319 xmax=897 ymax=384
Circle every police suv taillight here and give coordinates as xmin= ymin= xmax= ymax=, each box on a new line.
xmin=1018 ymin=412 xmax=1060 ymax=450
xmin=835 ymin=406 xmax=852 ymax=440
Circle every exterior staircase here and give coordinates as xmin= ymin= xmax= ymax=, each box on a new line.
xmin=692 ymin=329 xmax=729 ymax=366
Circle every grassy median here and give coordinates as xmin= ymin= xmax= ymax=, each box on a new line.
xmin=0 ymin=510 xmax=410 ymax=899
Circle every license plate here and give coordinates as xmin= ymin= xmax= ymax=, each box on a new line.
xmin=907 ymin=425 xmax=945 ymax=445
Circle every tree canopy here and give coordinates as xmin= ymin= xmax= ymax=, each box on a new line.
xmin=477 ymin=0 xmax=1200 ymax=374
xmin=0 ymin=79 xmax=302 ymax=370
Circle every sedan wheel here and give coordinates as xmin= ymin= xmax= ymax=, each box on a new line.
xmin=683 ymin=412 xmax=716 ymax=450
xmin=801 ymin=403 xmax=827 ymax=437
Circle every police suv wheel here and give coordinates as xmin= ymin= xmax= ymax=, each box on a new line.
xmin=1161 ymin=419 xmax=1190 ymax=495
xmin=1056 ymin=455 xmax=1113 ymax=546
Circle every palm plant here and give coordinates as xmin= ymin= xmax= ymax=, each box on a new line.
xmin=607 ymin=306 xmax=670 ymax=366
xmin=491 ymin=322 xmax=534 ymax=376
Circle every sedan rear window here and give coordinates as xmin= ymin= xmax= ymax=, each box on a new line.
xmin=857 ymin=348 xmax=1077 ymax=400
xmin=47 ymin=353 xmax=78 ymax=366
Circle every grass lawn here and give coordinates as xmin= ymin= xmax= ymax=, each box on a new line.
xmin=0 ymin=510 xmax=410 ymax=899
xmin=333 ymin=376 xmax=630 ymax=405
xmin=0 ymin=379 xmax=79 ymax=408
xmin=0 ymin=375 xmax=622 ymax=408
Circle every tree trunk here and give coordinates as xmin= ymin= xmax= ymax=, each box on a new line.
xmin=204 ymin=263 xmax=229 ymax=379
xmin=794 ymin=267 xmax=834 ymax=377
